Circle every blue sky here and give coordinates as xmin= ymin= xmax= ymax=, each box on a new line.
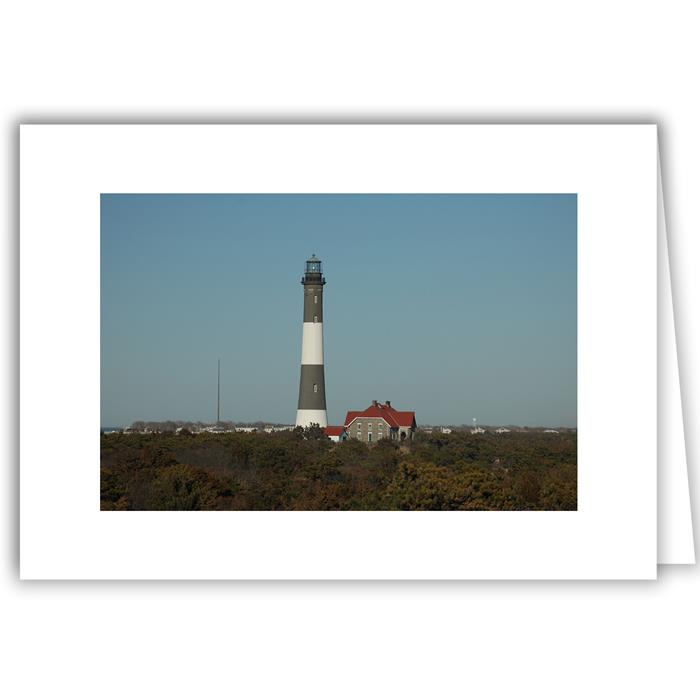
xmin=101 ymin=194 xmax=576 ymax=427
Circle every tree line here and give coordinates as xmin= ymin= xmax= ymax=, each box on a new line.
xmin=100 ymin=427 xmax=577 ymax=511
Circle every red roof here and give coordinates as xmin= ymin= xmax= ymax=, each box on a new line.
xmin=324 ymin=426 xmax=346 ymax=436
xmin=344 ymin=402 xmax=416 ymax=429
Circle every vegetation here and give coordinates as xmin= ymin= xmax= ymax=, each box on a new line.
xmin=100 ymin=428 xmax=577 ymax=511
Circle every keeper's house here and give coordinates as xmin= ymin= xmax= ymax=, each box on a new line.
xmin=344 ymin=400 xmax=416 ymax=443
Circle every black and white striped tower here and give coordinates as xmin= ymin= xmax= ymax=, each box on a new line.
xmin=295 ymin=254 xmax=328 ymax=427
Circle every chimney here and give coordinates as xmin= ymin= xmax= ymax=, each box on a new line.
xmin=385 ymin=400 xmax=391 ymax=407
xmin=372 ymin=400 xmax=378 ymax=407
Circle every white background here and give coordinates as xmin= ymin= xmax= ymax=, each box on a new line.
xmin=2 ymin=1 xmax=698 ymax=698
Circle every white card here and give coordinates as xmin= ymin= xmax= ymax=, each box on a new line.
xmin=20 ymin=125 xmax=661 ymax=579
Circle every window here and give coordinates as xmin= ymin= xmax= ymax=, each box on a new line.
xmin=368 ymin=423 xmax=373 ymax=430
xmin=314 ymin=295 xmax=318 ymax=304
xmin=357 ymin=422 xmax=362 ymax=430
xmin=313 ymin=383 xmax=318 ymax=393
xmin=368 ymin=433 xmax=372 ymax=443
xmin=313 ymin=315 xmax=318 ymax=323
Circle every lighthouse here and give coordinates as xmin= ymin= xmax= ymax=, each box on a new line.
xmin=295 ymin=254 xmax=328 ymax=428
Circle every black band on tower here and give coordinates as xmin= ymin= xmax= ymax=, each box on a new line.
xmin=297 ymin=365 xmax=327 ymax=410
xmin=303 ymin=285 xmax=324 ymax=322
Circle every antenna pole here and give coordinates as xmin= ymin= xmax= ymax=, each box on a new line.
xmin=217 ymin=358 xmax=220 ymax=424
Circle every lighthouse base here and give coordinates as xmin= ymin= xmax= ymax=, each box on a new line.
xmin=295 ymin=409 xmax=328 ymax=428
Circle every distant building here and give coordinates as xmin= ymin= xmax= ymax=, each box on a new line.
xmin=202 ymin=425 xmax=237 ymax=433
xmin=344 ymin=400 xmax=416 ymax=443
xmin=440 ymin=427 xmax=452 ymax=434
xmin=495 ymin=427 xmax=511 ymax=434
xmin=324 ymin=426 xmax=348 ymax=443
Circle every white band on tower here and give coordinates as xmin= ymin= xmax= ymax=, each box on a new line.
xmin=301 ymin=322 xmax=324 ymax=365
xmin=295 ymin=409 xmax=328 ymax=427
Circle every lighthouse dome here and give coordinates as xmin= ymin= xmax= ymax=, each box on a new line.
xmin=305 ymin=254 xmax=322 ymax=274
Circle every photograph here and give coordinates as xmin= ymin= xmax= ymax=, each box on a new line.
xmin=100 ymin=193 xmax=577 ymax=511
